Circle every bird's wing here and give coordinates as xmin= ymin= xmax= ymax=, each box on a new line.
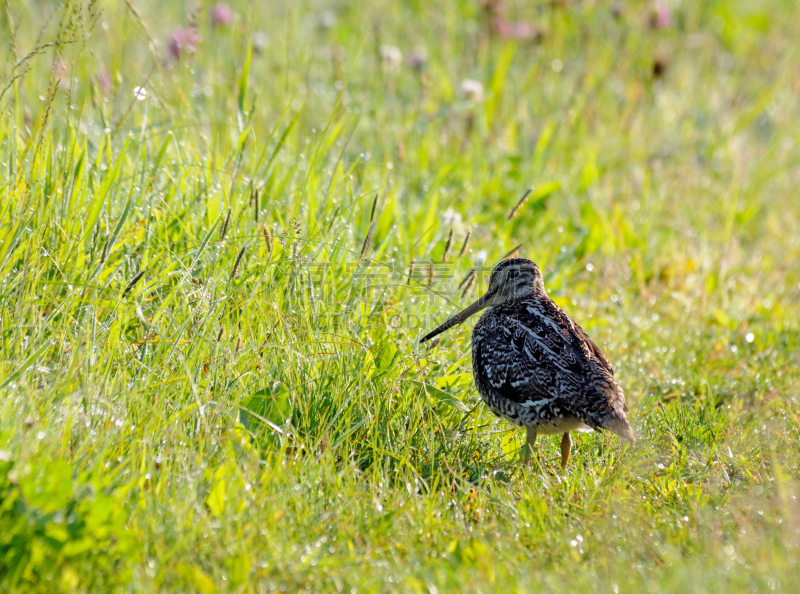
xmin=542 ymin=303 xmax=628 ymax=414
xmin=572 ymin=322 xmax=614 ymax=375
xmin=473 ymin=304 xmax=626 ymax=425
xmin=473 ymin=319 xmax=560 ymax=408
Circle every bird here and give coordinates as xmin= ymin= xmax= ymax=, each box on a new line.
xmin=421 ymin=258 xmax=634 ymax=467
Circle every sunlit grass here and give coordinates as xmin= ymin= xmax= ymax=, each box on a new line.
xmin=1 ymin=0 xmax=799 ymax=591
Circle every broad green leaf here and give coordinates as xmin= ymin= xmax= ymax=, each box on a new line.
xmin=486 ymin=43 xmax=517 ymax=129
xmin=83 ymin=138 xmax=128 ymax=238
xmin=238 ymin=41 xmax=253 ymax=129
xmin=206 ymin=473 xmax=226 ymax=518
xmin=226 ymin=554 xmax=252 ymax=586
xmin=175 ymin=563 xmax=218 ymax=594
xmin=411 ymin=380 xmax=468 ymax=412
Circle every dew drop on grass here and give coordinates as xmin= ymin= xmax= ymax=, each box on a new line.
xmin=746 ymin=333 xmax=754 ymax=343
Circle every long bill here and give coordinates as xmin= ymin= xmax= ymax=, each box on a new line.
xmin=420 ymin=292 xmax=492 ymax=343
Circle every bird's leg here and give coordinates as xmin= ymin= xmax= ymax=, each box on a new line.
xmin=524 ymin=426 xmax=537 ymax=464
xmin=560 ymin=432 xmax=572 ymax=468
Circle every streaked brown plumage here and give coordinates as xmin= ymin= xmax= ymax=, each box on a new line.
xmin=421 ymin=258 xmax=634 ymax=467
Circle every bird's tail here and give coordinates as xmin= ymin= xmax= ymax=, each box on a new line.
xmin=605 ymin=416 xmax=636 ymax=443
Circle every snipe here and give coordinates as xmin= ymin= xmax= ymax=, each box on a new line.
xmin=421 ymin=258 xmax=634 ymax=467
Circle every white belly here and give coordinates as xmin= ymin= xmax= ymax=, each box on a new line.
xmin=534 ymin=416 xmax=594 ymax=435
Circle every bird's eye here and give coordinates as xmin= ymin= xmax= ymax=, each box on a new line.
xmin=508 ymin=269 xmax=520 ymax=279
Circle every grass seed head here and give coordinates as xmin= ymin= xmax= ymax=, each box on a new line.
xmin=508 ymin=188 xmax=533 ymax=220
xmin=458 ymin=229 xmax=472 ymax=258
xmin=442 ymin=228 xmax=453 ymax=261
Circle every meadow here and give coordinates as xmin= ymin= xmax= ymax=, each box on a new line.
xmin=1 ymin=0 xmax=799 ymax=591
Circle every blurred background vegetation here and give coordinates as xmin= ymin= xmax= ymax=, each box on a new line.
xmin=1 ymin=0 xmax=799 ymax=591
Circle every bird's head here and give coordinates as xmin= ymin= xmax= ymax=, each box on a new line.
xmin=420 ymin=258 xmax=546 ymax=343
xmin=486 ymin=258 xmax=545 ymax=303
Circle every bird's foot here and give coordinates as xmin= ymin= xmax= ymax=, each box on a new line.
xmin=560 ymin=432 xmax=572 ymax=468
xmin=523 ymin=426 xmax=538 ymax=467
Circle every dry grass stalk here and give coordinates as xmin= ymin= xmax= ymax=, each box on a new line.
xmin=359 ymin=195 xmax=379 ymax=259
xmin=502 ymin=243 xmax=523 ymax=259
xmin=458 ymin=228 xmax=471 ymax=258
xmin=460 ymin=270 xmax=476 ymax=297
xmin=123 ymin=270 xmax=145 ymax=296
xmin=262 ymin=224 xmax=273 ymax=259
xmin=507 ymin=188 xmax=533 ymax=220
xmin=458 ymin=268 xmax=476 ymax=291
xmin=231 ymin=246 xmax=246 ymax=280
xmin=442 ymin=228 xmax=453 ymax=261
xmin=219 ymin=207 xmax=231 ymax=242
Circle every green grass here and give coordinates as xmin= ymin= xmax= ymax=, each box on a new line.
xmin=2 ymin=0 xmax=800 ymax=591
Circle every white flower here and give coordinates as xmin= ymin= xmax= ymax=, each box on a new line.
xmin=252 ymin=32 xmax=268 ymax=54
xmin=461 ymin=79 xmax=484 ymax=102
xmin=380 ymin=46 xmax=402 ymax=70
xmin=441 ymin=208 xmax=462 ymax=228
xmin=319 ymin=10 xmax=336 ymax=30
